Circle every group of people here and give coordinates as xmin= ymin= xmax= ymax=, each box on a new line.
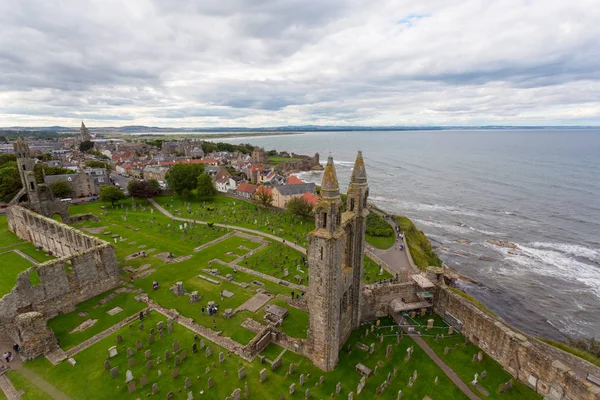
xmin=152 ymin=281 xmax=160 ymax=290
xmin=202 ymin=305 xmax=218 ymax=316
xmin=2 ymin=344 xmax=19 ymax=363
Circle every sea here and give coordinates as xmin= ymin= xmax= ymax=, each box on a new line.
xmin=211 ymin=129 xmax=600 ymax=341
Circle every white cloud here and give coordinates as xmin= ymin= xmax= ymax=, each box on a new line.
xmin=1 ymin=0 xmax=599 ymax=127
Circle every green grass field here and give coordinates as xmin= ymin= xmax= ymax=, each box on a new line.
xmin=408 ymin=314 xmax=541 ymax=400
xmin=365 ymin=233 xmax=395 ymax=249
xmin=243 ymin=241 xmax=307 ymax=284
xmin=0 ymin=251 xmax=34 ymax=297
xmin=20 ymin=313 xmax=471 ymax=400
xmin=48 ymin=290 xmax=145 ymax=350
xmin=153 ymin=194 xmax=314 ymax=247
xmin=4 ymin=370 xmax=53 ymax=400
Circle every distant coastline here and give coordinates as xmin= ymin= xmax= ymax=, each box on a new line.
xmin=98 ymin=131 xmax=306 ymax=140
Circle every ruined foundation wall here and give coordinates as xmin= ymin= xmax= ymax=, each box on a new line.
xmin=1 ymin=206 xmax=120 ymax=359
xmin=361 ymin=282 xmax=418 ymax=320
xmin=434 ymin=286 xmax=600 ymax=400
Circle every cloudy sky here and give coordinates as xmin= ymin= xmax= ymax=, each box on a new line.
xmin=1 ymin=0 xmax=599 ymax=127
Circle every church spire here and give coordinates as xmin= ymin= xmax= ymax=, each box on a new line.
xmin=350 ymin=150 xmax=367 ymax=184
xmin=320 ymin=156 xmax=340 ymax=200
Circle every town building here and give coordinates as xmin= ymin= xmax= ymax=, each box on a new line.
xmin=271 ymin=182 xmax=317 ymax=209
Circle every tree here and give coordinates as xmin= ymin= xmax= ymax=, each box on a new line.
xmin=127 ymin=180 xmax=159 ymax=198
xmin=253 ymin=186 xmax=273 ymax=208
xmin=100 ymin=185 xmax=126 ymax=206
xmin=79 ymin=140 xmax=94 ymax=152
xmin=85 ymin=159 xmax=112 ymax=174
xmin=49 ymin=181 xmax=73 ymax=198
xmin=165 ymin=163 xmax=205 ymax=196
xmin=286 ymin=196 xmax=315 ymax=219
xmin=36 ymin=153 xmax=53 ymax=162
xmin=34 ymin=165 xmax=73 ymax=183
xmin=148 ymin=179 xmax=161 ymax=191
xmin=196 ymin=173 xmax=217 ymax=200
xmin=0 ymin=162 xmax=22 ymax=202
xmin=366 ymin=212 xmax=394 ymax=237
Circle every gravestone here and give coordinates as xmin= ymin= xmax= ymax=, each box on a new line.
xmin=149 ymin=335 xmax=155 ymax=345
xmin=444 ymin=347 xmax=450 ymax=355
xmin=172 ymin=368 xmax=179 ymax=378
xmin=397 ymin=390 xmax=402 ymax=399
xmin=136 ymin=340 xmax=143 ymax=351
xmin=477 ymin=351 xmax=483 ymax=362
xmin=348 ymin=391 xmax=354 ymax=400
xmin=427 ymin=319 xmax=434 ymax=329
xmin=206 ymin=347 xmax=212 ymax=357
xmin=472 ymin=354 xmax=477 ymax=362
xmin=207 ymin=377 xmax=214 ymax=389
xmin=127 ymin=381 xmax=136 ymax=393
xmin=104 ymin=360 xmax=111 ymax=370
xmin=165 ymin=350 xmax=171 ymax=360
xmin=185 ymin=377 xmax=191 ymax=389
xmin=289 ymin=363 xmax=295 ymax=374
xmin=369 ymin=343 xmax=375 ymax=354
xmin=245 ymin=382 xmax=249 ymax=398
xmin=173 ymin=340 xmax=180 ymax=353
xmin=140 ymin=375 xmax=148 ymax=386
xmin=386 ymin=344 xmax=392 ymax=358
xmin=181 ymin=350 xmax=187 ymax=360
xmin=187 ymin=391 xmax=194 ymax=400
xmin=260 ymin=368 xmax=267 ymax=383
xmin=434 ymin=376 xmax=439 ymax=384
xmin=408 ymin=377 xmax=413 ymax=387
xmin=448 ymin=326 xmax=454 ymax=335
xmin=300 ymin=374 xmax=305 ymax=386
xmin=166 ymin=392 xmax=174 ymax=399
xmin=192 ymin=343 xmax=198 ymax=353
xmin=290 ymin=383 xmax=296 ymax=394
xmin=305 ymin=388 xmax=310 ymax=398
xmin=175 ymin=356 xmax=181 ymax=366
xmin=238 ymin=367 xmax=246 ymax=380
xmin=145 ymin=350 xmax=151 ymax=360
xmin=199 ymin=339 xmax=205 ymax=349
xmin=128 ymin=357 xmax=135 ymax=367
xmin=126 ymin=370 xmax=134 ymax=383
xmin=336 ymin=382 xmax=342 ymax=393
xmin=232 ymin=388 xmax=241 ymax=400
xmin=413 ymin=370 xmax=418 ymax=381
xmin=117 ymin=335 xmax=123 ymax=343
xmin=108 ymin=346 xmax=118 ymax=358
xmin=152 ymin=383 xmax=159 ymax=394
xmin=158 ymin=369 xmax=163 ymax=377
xmin=146 ymin=360 xmax=154 ymax=370
xmin=481 ymin=371 xmax=487 ymax=379
xmin=127 ymin=348 xmax=134 ymax=357
xmin=110 ymin=367 xmax=119 ymax=378
xmin=139 ymin=324 xmax=144 ymax=331
xmin=219 ymin=352 xmax=225 ymax=363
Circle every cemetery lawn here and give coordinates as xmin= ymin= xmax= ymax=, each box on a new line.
xmin=409 ymin=314 xmax=542 ymax=400
xmin=260 ymin=343 xmax=284 ymax=360
xmin=153 ymin=194 xmax=313 ymax=247
xmin=363 ymin=255 xmax=394 ymax=283
xmin=4 ymin=370 xmax=53 ymax=400
xmin=23 ymin=313 xmax=470 ymax=400
xmin=365 ymin=233 xmax=395 ymax=250
xmin=0 ymin=251 xmax=34 ymax=298
xmin=48 ymin=290 xmax=145 ymax=350
xmin=243 ymin=241 xmax=307 ymax=285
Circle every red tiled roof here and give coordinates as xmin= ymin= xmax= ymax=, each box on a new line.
xmin=287 ymin=175 xmax=304 ymax=185
xmin=256 ymin=186 xmax=273 ymax=196
xmin=302 ymin=192 xmax=320 ymax=205
xmin=237 ymin=183 xmax=257 ymax=194
xmin=158 ymin=158 xmax=218 ymax=166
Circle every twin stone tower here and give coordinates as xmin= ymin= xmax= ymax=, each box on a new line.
xmin=307 ymin=151 xmax=369 ymax=371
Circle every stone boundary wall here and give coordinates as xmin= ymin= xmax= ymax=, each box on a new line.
xmin=1 ymin=206 xmax=120 ymax=360
xmin=434 ymin=286 xmax=600 ymax=400
xmin=361 ymin=281 xmax=418 ymax=320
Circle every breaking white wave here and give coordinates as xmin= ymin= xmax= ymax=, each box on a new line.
xmin=530 ymin=242 xmax=600 ymax=264
xmin=370 ymin=196 xmax=483 ymax=218
xmin=414 ymin=219 xmax=501 ymax=236
xmin=500 ymin=244 xmax=600 ymax=299
xmin=319 ymin=160 xmax=355 ymax=167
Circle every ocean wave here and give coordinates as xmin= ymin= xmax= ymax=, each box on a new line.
xmin=500 ymin=244 xmax=600 ymax=299
xmin=530 ymin=242 xmax=600 ymax=264
xmin=319 ymin=160 xmax=355 ymax=167
xmin=370 ymin=196 xmax=484 ymax=218
xmin=414 ymin=219 xmax=501 ymax=236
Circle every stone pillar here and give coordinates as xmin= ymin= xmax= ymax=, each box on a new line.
xmin=14 ymin=312 xmax=59 ymax=361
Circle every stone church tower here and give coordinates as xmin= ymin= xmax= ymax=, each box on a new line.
xmin=80 ymin=121 xmax=91 ymax=142
xmin=307 ymin=152 xmax=369 ymax=371
xmin=12 ymin=137 xmax=70 ymax=221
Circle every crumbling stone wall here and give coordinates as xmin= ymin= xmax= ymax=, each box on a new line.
xmin=0 ymin=206 xmax=120 ymax=360
xmin=361 ymin=281 xmax=418 ymax=320
xmin=434 ymin=286 xmax=600 ymax=400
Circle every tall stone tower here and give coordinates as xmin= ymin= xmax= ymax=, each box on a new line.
xmin=80 ymin=121 xmax=91 ymax=142
xmin=12 ymin=137 xmax=70 ymax=221
xmin=307 ymin=152 xmax=369 ymax=371
xmin=14 ymin=137 xmax=40 ymax=206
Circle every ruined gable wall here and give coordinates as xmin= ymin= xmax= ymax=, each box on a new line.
xmin=360 ymin=281 xmax=418 ymax=320
xmin=434 ymin=286 xmax=600 ymax=400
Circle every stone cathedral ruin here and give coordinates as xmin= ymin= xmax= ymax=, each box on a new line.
xmin=0 ymin=139 xmax=598 ymax=400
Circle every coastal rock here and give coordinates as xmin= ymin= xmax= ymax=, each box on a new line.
xmin=486 ymin=240 xmax=519 ymax=250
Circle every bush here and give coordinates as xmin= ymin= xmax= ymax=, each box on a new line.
xmin=365 ymin=212 xmax=394 ymax=237
xmin=286 ymin=197 xmax=314 ymax=219
xmin=100 ymin=185 xmax=126 ymax=206
xmin=128 ymin=180 xmax=160 ymax=198
xmin=394 ymin=215 xmax=442 ymax=269
xmin=165 ymin=163 xmax=205 ymax=196
xmin=49 ymin=181 xmax=73 ymax=198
